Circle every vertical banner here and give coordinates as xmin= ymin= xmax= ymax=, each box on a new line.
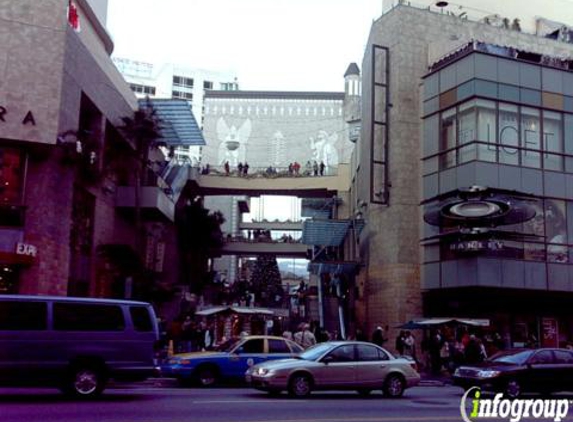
xmin=541 ymin=317 xmax=559 ymax=347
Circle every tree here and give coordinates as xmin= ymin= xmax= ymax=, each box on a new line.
xmin=118 ymin=98 xmax=164 ymax=257
xmin=176 ymin=198 xmax=226 ymax=294
xmin=250 ymin=255 xmax=284 ymax=307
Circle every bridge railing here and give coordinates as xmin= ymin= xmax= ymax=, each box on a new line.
xmin=199 ymin=165 xmax=339 ymax=179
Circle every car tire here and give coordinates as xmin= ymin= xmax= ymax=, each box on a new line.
xmin=288 ymin=373 xmax=312 ymax=397
xmin=383 ymin=374 xmax=405 ymax=398
xmin=504 ymin=379 xmax=521 ymax=399
xmin=357 ymin=389 xmax=372 ymax=397
xmin=63 ymin=365 xmax=105 ymax=398
xmin=196 ymin=365 xmax=219 ymax=387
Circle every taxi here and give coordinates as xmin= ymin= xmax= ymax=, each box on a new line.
xmin=161 ymin=335 xmax=303 ymax=387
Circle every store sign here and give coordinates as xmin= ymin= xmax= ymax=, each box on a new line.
xmin=450 ymin=240 xmax=503 ymax=252
xmin=0 ymin=107 xmax=36 ymax=126
xmin=15 ymin=242 xmax=37 ymax=257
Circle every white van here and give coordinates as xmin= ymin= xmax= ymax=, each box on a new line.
xmin=0 ymin=295 xmax=159 ymax=397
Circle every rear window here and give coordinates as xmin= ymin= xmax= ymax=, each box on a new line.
xmin=0 ymin=301 xmax=47 ymax=330
xmin=129 ymin=306 xmax=153 ymax=332
xmin=53 ymin=303 xmax=125 ymax=331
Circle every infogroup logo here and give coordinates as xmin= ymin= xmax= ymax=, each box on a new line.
xmin=460 ymin=387 xmax=570 ymax=422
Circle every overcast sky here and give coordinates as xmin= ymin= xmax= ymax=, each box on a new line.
xmin=106 ymin=0 xmax=382 ymax=92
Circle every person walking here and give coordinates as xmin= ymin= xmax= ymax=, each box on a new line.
xmin=319 ymin=161 xmax=325 ymax=176
xmin=372 ymin=326 xmax=387 ymax=347
xmin=224 ymin=161 xmax=230 ymax=175
xmin=243 ymin=162 xmax=249 ymax=176
xmin=313 ymin=161 xmax=319 ymax=176
xmin=237 ymin=162 xmax=244 ymax=176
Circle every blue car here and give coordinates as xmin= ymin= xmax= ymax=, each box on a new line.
xmin=161 ymin=335 xmax=304 ymax=386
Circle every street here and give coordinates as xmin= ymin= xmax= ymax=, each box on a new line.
xmin=0 ymin=383 xmax=543 ymax=422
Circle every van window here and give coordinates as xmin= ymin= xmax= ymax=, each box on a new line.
xmin=53 ymin=303 xmax=125 ymax=331
xmin=129 ymin=306 xmax=153 ymax=331
xmin=0 ymin=301 xmax=47 ymax=330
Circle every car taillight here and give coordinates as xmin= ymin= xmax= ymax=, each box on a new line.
xmin=409 ymin=362 xmax=418 ymax=372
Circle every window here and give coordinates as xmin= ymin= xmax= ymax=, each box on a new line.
xmin=53 ymin=303 xmax=125 ymax=331
xmin=268 ymin=339 xmax=290 ymax=353
xmin=129 ymin=83 xmax=156 ymax=95
xmin=326 ymin=345 xmax=355 ymax=362
xmin=543 ymin=111 xmax=563 ymax=171
xmin=357 ymin=344 xmax=387 ymax=361
xmin=529 ymin=350 xmax=553 ymax=364
xmin=554 ymin=350 xmax=573 ymax=364
xmin=458 ymin=101 xmax=476 ymax=163
xmin=476 ymin=100 xmax=497 ymax=162
xmin=203 ymin=81 xmax=213 ymax=90
xmin=129 ymin=306 xmax=153 ymax=332
xmin=498 ymin=103 xmax=519 ymax=165
xmin=440 ymin=108 xmax=457 ymax=169
xmin=0 ymin=301 xmax=46 ymax=330
xmin=546 ymin=199 xmax=568 ymax=263
xmin=172 ymin=91 xmax=193 ymax=100
xmin=0 ymin=147 xmax=24 ymax=204
xmin=240 ymin=339 xmax=264 ymax=353
xmin=521 ymin=107 xmax=541 ymax=168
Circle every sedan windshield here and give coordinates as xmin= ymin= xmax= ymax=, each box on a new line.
xmin=489 ymin=350 xmax=533 ymax=365
xmin=299 ymin=343 xmax=335 ymax=361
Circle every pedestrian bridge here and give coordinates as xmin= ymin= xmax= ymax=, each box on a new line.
xmin=220 ymin=239 xmax=308 ymax=257
xmin=189 ymin=164 xmax=351 ymax=198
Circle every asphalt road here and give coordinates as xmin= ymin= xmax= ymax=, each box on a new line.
xmin=0 ymin=384 xmax=570 ymax=422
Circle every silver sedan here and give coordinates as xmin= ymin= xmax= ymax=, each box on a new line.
xmin=245 ymin=341 xmax=420 ymax=397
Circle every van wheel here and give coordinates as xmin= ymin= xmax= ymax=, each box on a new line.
xmin=64 ymin=366 xmax=105 ymax=398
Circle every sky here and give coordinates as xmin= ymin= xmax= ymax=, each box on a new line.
xmin=106 ymin=0 xmax=383 ymax=92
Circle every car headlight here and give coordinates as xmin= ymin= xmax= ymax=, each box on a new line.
xmin=476 ymin=370 xmax=500 ymax=378
xmin=255 ymin=367 xmax=274 ymax=376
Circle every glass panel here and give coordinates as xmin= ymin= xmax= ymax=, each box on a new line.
xmin=0 ymin=301 xmax=47 ymax=330
xmin=499 ymin=103 xmax=519 ymax=165
xmin=524 ymin=242 xmax=546 ymax=261
xmin=546 ymin=199 xmax=568 ymax=263
xmin=423 ymin=156 xmax=438 ymax=175
xmin=521 ymin=107 xmax=541 ymax=168
xmin=440 ymin=108 xmax=456 ymax=169
xmin=476 ymin=100 xmax=496 ymax=162
xmin=0 ymin=147 xmax=24 ymax=205
xmin=543 ymin=111 xmax=563 ymax=171
xmin=458 ymin=101 xmax=476 ymax=145
xmin=53 ymin=303 xmax=125 ymax=331
xmin=130 ymin=306 xmax=153 ymax=332
xmin=459 ymin=144 xmax=477 ymax=163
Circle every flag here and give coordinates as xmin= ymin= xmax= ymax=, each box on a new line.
xmin=67 ymin=0 xmax=80 ymax=32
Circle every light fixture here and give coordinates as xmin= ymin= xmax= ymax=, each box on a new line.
xmin=436 ymin=1 xmax=449 ymax=7
xmin=449 ymin=201 xmax=501 ymax=218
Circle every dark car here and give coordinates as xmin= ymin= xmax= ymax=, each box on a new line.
xmin=452 ymin=348 xmax=573 ymax=398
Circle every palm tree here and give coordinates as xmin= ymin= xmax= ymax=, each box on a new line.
xmin=118 ymin=98 xmax=164 ymax=257
xmin=176 ymin=198 xmax=226 ymax=294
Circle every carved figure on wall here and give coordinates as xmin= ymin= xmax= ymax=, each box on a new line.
xmin=310 ymin=130 xmax=339 ymax=170
xmin=217 ymin=118 xmax=251 ymax=166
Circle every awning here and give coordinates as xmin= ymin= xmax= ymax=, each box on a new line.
xmin=139 ymin=98 xmax=205 ymax=147
xmin=302 ymin=218 xmax=365 ymax=247
xmin=397 ymin=318 xmax=490 ymax=329
xmin=195 ymin=306 xmax=274 ymax=316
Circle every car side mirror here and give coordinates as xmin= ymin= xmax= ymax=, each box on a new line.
xmin=321 ymin=356 xmax=334 ymax=365
xmin=235 ymin=347 xmax=244 ymax=354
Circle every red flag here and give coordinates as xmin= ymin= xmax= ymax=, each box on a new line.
xmin=67 ymin=0 xmax=80 ymax=32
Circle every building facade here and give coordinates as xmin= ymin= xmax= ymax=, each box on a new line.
xmin=0 ymin=0 xmax=192 ymax=305
xmin=352 ymin=4 xmax=573 ymax=348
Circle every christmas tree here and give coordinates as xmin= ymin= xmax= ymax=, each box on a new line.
xmin=250 ymin=255 xmax=284 ymax=307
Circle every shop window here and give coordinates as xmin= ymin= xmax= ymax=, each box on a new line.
xmin=474 ymin=100 xmax=496 ymax=162
xmin=458 ymin=101 xmax=477 ymax=163
xmin=498 ymin=103 xmax=519 ymax=165
xmin=545 ymin=199 xmax=568 ymax=262
xmin=521 ymin=107 xmax=541 ymax=168
xmin=543 ymin=111 xmax=563 ymax=171
xmin=439 ymin=108 xmax=456 ymax=169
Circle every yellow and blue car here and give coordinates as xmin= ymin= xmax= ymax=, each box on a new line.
xmin=161 ymin=335 xmax=303 ymax=387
